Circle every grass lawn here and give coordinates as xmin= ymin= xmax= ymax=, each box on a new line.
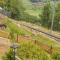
xmin=32 ymin=34 xmax=60 ymax=47
xmin=17 ymin=40 xmax=53 ymax=60
xmin=25 ymin=9 xmax=42 ymax=18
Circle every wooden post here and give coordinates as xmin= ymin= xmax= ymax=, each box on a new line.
xmin=17 ymin=34 xmax=18 ymax=42
xmin=50 ymin=45 xmax=53 ymax=54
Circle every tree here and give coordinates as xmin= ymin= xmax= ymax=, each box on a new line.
xmin=53 ymin=2 xmax=60 ymax=31
xmin=40 ymin=2 xmax=51 ymax=29
xmin=5 ymin=0 xmax=25 ymax=19
xmin=40 ymin=1 xmax=60 ymax=31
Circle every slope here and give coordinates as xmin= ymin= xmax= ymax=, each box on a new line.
xmin=0 ymin=14 xmax=60 ymax=60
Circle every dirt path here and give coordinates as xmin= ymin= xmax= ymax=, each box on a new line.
xmin=14 ymin=21 xmax=60 ymax=44
xmin=18 ymin=21 xmax=60 ymax=37
xmin=0 ymin=37 xmax=10 ymax=60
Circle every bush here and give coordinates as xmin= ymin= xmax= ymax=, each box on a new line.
xmin=17 ymin=41 xmax=52 ymax=60
xmin=51 ymin=48 xmax=60 ymax=60
xmin=3 ymin=50 xmax=13 ymax=60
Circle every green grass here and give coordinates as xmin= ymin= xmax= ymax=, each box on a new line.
xmin=16 ymin=32 xmax=60 ymax=60
xmin=25 ymin=7 xmax=42 ymax=18
xmin=5 ymin=18 xmax=33 ymax=36
xmin=1 ymin=14 xmax=60 ymax=60
xmin=21 ymin=0 xmax=43 ymax=18
xmin=25 ymin=10 xmax=40 ymax=18
xmin=17 ymin=40 xmax=53 ymax=60
xmin=5 ymin=17 xmax=59 ymax=47
xmin=22 ymin=0 xmax=33 ymax=9
xmin=32 ymin=35 xmax=60 ymax=47
xmin=51 ymin=47 xmax=60 ymax=60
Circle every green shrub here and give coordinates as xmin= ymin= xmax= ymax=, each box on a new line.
xmin=3 ymin=50 xmax=13 ymax=60
xmin=17 ymin=41 xmax=52 ymax=60
xmin=51 ymin=48 xmax=60 ymax=60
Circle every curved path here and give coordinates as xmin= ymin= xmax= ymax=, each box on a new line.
xmin=0 ymin=37 xmax=10 ymax=60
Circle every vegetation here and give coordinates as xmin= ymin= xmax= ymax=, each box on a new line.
xmin=5 ymin=0 xmax=25 ymax=19
xmin=3 ymin=50 xmax=13 ymax=60
xmin=3 ymin=39 xmax=60 ymax=60
xmin=17 ymin=41 xmax=52 ymax=60
xmin=0 ymin=0 xmax=60 ymax=60
xmin=51 ymin=47 xmax=60 ymax=60
xmin=0 ymin=0 xmax=5 ymax=7
xmin=0 ymin=0 xmax=60 ymax=31
xmin=40 ymin=2 xmax=51 ymax=29
xmin=32 ymin=35 xmax=59 ymax=47
xmin=54 ymin=2 xmax=60 ymax=31
xmin=2 ymin=16 xmax=60 ymax=60
xmin=3 ymin=41 xmax=53 ymax=60
xmin=40 ymin=1 xmax=60 ymax=31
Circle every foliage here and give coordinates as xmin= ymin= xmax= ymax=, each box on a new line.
xmin=18 ymin=12 xmax=40 ymax=24
xmin=52 ymin=51 xmax=60 ymax=60
xmin=4 ymin=0 xmax=40 ymax=24
xmin=32 ymin=35 xmax=59 ymax=47
xmin=5 ymin=0 xmax=25 ymax=19
xmin=51 ymin=48 xmax=60 ymax=60
xmin=0 ymin=0 xmax=5 ymax=7
xmin=17 ymin=41 xmax=52 ymax=60
xmin=3 ymin=50 xmax=13 ymax=60
xmin=40 ymin=1 xmax=60 ymax=31
xmin=53 ymin=2 xmax=60 ymax=31
xmin=4 ymin=18 xmax=33 ymax=42
xmin=40 ymin=2 xmax=51 ymax=29
xmin=0 ymin=0 xmax=60 ymax=32
xmin=6 ymin=19 xmax=32 ymax=35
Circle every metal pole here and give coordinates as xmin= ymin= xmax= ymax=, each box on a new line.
xmin=13 ymin=48 xmax=16 ymax=60
xmin=50 ymin=1 xmax=55 ymax=34
xmin=17 ymin=34 xmax=18 ymax=42
xmin=10 ymin=43 xmax=18 ymax=60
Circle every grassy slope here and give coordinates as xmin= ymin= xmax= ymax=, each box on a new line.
xmin=0 ymin=15 xmax=52 ymax=60
xmin=7 ymin=18 xmax=60 ymax=60
xmin=0 ymin=14 xmax=60 ymax=60
xmin=6 ymin=19 xmax=32 ymax=36
xmin=17 ymin=40 xmax=53 ymax=60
